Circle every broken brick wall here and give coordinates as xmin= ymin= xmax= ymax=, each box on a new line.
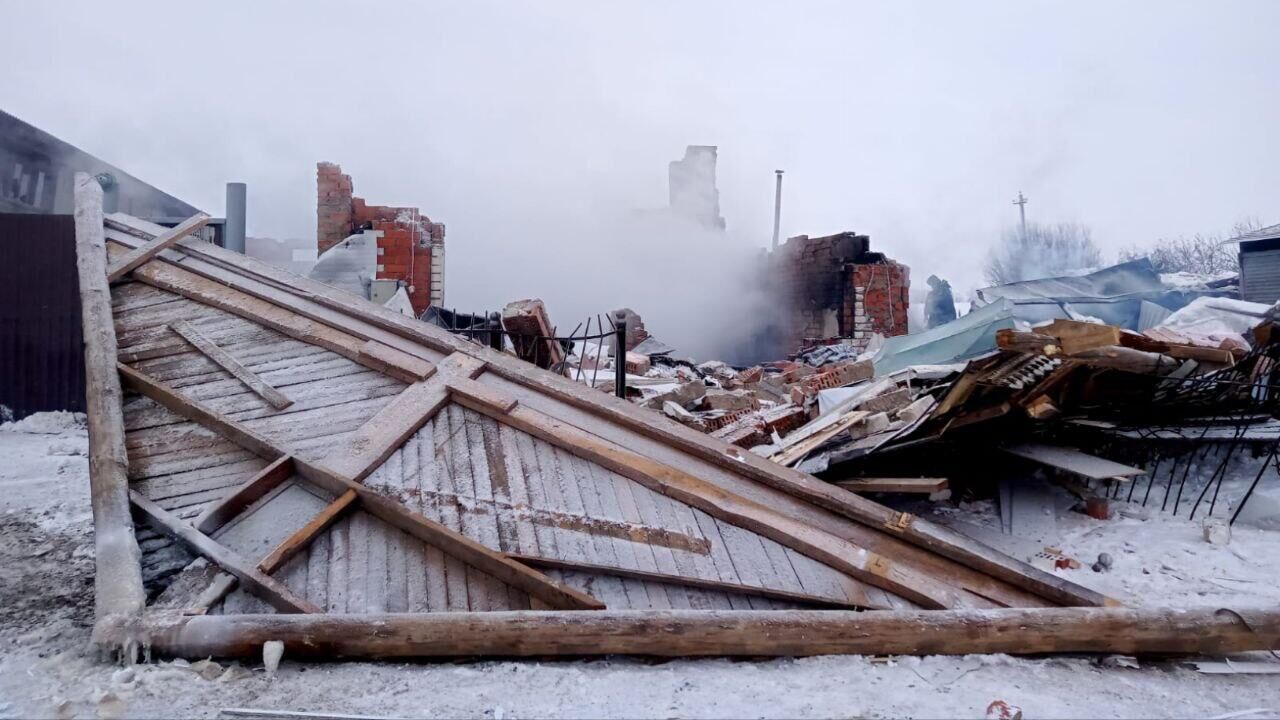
xmin=773 ymin=231 xmax=909 ymax=355
xmin=316 ymin=162 xmax=446 ymax=316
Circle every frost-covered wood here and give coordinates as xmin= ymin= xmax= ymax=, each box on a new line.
xmin=101 ymin=606 xmax=1280 ymax=659
xmin=74 ymin=174 xmax=147 ymax=620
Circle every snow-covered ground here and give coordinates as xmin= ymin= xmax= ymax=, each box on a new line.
xmin=2 ymin=412 xmax=1278 ymax=719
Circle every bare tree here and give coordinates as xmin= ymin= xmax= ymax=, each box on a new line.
xmin=1119 ymin=218 xmax=1259 ymax=276
xmin=984 ymin=222 xmax=1102 ymax=286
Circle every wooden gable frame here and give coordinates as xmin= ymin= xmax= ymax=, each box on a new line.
xmin=75 ymin=174 xmax=1280 ymax=659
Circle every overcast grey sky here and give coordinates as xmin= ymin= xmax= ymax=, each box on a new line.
xmin=3 ymin=1 xmax=1277 ymax=341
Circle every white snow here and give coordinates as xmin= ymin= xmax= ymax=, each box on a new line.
xmin=2 ymin=412 xmax=1279 ymax=719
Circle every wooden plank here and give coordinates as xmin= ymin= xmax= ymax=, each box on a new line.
xmin=170 ymin=320 xmax=294 ymax=410
xmin=151 ymin=560 xmax=237 ymax=614
xmin=193 ymin=455 xmax=295 ymax=534
xmin=296 ymin=459 xmax=606 ymax=611
xmin=322 ymin=378 xmax=450 ymax=482
xmin=1000 ymin=443 xmax=1146 ymax=480
xmin=258 ymin=489 xmax=358 ymax=574
xmin=835 ymin=478 xmax=949 ymax=495
xmin=103 ymin=606 xmax=1280 ymax=659
xmin=116 ymin=368 xmax=605 ymax=612
xmin=73 ymin=174 xmax=147 ymax=621
xmin=104 ymin=238 xmax=433 ymax=383
xmin=508 ymin=553 xmax=864 ymax=608
xmin=450 ymin=382 xmax=975 ymax=610
xmin=106 ymin=212 xmax=210 ymax=283
xmin=129 ymin=490 xmax=321 ymax=613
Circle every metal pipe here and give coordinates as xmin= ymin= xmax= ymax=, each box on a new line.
xmin=771 ymin=170 xmax=784 ymax=251
xmin=614 ymin=310 xmax=627 ymax=399
xmin=224 ymin=182 xmax=247 ymax=254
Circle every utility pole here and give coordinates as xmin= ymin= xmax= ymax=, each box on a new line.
xmin=771 ymin=170 xmax=784 ymax=251
xmin=1013 ymin=191 xmax=1028 ymax=238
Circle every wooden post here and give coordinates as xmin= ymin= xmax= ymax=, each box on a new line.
xmin=99 ymin=606 xmax=1280 ymax=660
xmin=74 ymin=174 xmax=147 ymax=622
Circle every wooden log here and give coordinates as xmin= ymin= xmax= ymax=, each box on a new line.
xmin=505 ymin=553 xmax=869 ymax=609
xmin=170 ymin=320 xmax=294 ymax=409
xmin=835 ymin=478 xmax=948 ymax=495
xmin=1040 ymin=319 xmax=1122 ymax=356
xmin=129 ymin=491 xmax=321 ymax=613
xmin=996 ymin=329 xmax=1060 ymax=355
xmin=195 ymin=455 xmax=295 ymax=534
xmin=100 ymin=606 xmax=1280 ymax=659
xmin=73 ymin=174 xmax=147 ymax=620
xmin=106 ymin=213 xmax=210 ymax=283
xmin=258 ymin=489 xmax=358 ymax=574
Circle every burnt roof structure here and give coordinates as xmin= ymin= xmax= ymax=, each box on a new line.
xmin=72 ymin=174 xmax=1280 ymax=660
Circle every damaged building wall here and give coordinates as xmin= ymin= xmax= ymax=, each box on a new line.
xmin=316 ymin=162 xmax=446 ymax=315
xmin=774 ymin=232 xmax=910 ymax=355
xmin=668 ymin=145 xmax=726 ymax=231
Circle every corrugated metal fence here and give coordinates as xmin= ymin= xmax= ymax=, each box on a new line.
xmin=0 ymin=213 xmax=84 ymax=420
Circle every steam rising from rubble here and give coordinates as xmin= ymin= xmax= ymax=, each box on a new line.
xmin=454 ymin=203 xmax=779 ymax=364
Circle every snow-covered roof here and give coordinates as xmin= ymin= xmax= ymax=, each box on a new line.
xmin=1231 ymin=222 xmax=1280 ymax=243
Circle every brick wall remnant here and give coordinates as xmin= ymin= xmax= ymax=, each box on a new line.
xmin=315 ymin=162 xmax=445 ymax=316
xmin=774 ymin=231 xmax=909 ymax=355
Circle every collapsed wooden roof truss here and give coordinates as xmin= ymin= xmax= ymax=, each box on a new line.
xmin=72 ymin=174 xmax=1278 ymax=659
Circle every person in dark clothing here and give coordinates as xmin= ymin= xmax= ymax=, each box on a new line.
xmin=924 ymin=274 xmax=957 ymax=329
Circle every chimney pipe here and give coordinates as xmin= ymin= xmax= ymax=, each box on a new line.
xmin=771 ymin=170 xmax=784 ymax=251
xmin=224 ymin=182 xmax=246 ymax=254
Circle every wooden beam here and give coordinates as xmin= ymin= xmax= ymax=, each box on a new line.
xmin=450 ymin=383 xmax=974 ymax=610
xmin=322 ymin=377 xmax=450 ymax=482
xmin=194 ymin=456 xmax=295 ymax=535
xmin=293 ymin=459 xmax=605 ymax=611
xmin=129 ymin=490 xmax=321 ymax=613
xmin=73 ymin=174 xmax=147 ymax=620
xmin=101 ymin=606 xmax=1280 ymax=659
xmin=257 ymin=489 xmax=357 ymax=574
xmin=835 ymin=478 xmax=949 ymax=495
xmin=506 ymin=553 xmax=872 ymax=609
xmin=109 ymin=364 xmax=603 ymax=612
xmin=169 ymin=320 xmax=294 ymax=410
xmin=106 ymin=213 xmax=210 ymax=283
xmin=118 ymin=362 xmax=278 ymax=460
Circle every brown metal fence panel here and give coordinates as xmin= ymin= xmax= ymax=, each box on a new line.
xmin=0 ymin=213 xmax=84 ymax=420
